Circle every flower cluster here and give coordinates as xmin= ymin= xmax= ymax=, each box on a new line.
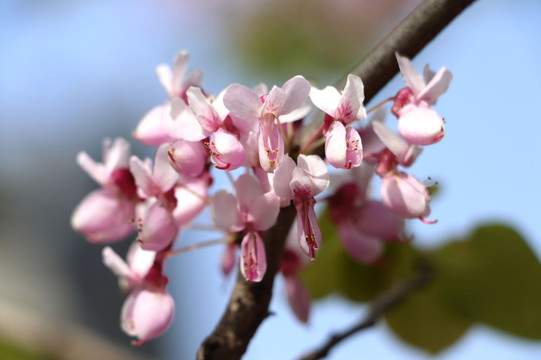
xmin=71 ymin=51 xmax=451 ymax=343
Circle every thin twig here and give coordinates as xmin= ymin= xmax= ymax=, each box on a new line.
xmin=299 ymin=258 xmax=433 ymax=360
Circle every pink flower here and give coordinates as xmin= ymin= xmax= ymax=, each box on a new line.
xmin=205 ymin=130 xmax=246 ymax=170
xmin=324 ymin=121 xmax=363 ymax=169
xmin=309 ymin=74 xmax=366 ymax=169
xmin=102 ymin=241 xmax=156 ymax=290
xmin=328 ymin=165 xmax=405 ymax=263
xmin=370 ymin=121 xmax=433 ymax=221
xmin=121 ymin=286 xmax=175 ymax=345
xmin=273 ymin=154 xmax=329 ymax=260
xmin=380 ymin=171 xmax=431 ymax=219
xmin=102 ymin=241 xmax=174 ymax=345
xmin=223 ymin=76 xmax=311 ymax=172
xmin=133 ymin=50 xmax=203 ymax=145
xmin=393 ymin=53 xmax=452 ymax=145
xmin=130 ymin=144 xmax=180 ymax=251
xmin=211 ymin=173 xmax=280 ymax=281
xmin=71 ymin=138 xmax=138 ymax=243
xmin=72 ymin=188 xmax=136 ymax=243
xmin=309 ymin=74 xmax=366 ymax=126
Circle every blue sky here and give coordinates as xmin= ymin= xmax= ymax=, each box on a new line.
xmin=1 ymin=0 xmax=540 ymax=359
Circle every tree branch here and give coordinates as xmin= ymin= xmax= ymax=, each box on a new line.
xmin=298 ymin=258 xmax=432 ymax=360
xmin=197 ymin=0 xmax=476 ymax=358
xmin=197 ymin=205 xmax=296 ymax=360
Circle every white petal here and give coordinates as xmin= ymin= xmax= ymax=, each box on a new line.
xmin=126 ymin=241 xmax=156 ymax=279
xmin=153 ymin=144 xmax=179 ymax=192
xmin=102 ymin=246 xmax=132 ymax=280
xmin=166 ymin=98 xmax=206 ymax=141
xmin=272 ymin=155 xmax=296 ymax=200
xmin=418 ymin=67 xmax=452 ymax=105
xmin=156 ymin=64 xmax=173 ymax=96
xmin=309 ymin=86 xmax=341 ymax=117
xmin=280 ymin=75 xmax=311 ymax=115
xmin=171 ymin=50 xmax=189 ymax=94
xmin=396 ymin=53 xmax=424 ymax=96
xmin=129 ymin=155 xmax=155 ymax=198
xmin=77 ymin=151 xmax=107 ymax=186
xmin=223 ymin=84 xmax=262 ymax=120
xmin=296 ymin=154 xmax=329 ymax=196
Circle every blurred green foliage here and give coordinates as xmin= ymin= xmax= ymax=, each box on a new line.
xmin=300 ymin=211 xmax=541 ymax=353
xmin=0 ymin=338 xmax=55 ymax=360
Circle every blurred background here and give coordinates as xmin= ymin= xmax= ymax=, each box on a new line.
xmin=1 ymin=0 xmax=540 ymax=359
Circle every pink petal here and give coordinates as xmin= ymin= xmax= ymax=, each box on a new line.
xmin=166 ymin=98 xmax=206 ymax=141
xmin=156 ymin=64 xmax=173 ymax=97
xmin=221 ymin=242 xmax=237 ymax=277
xmin=71 ymin=189 xmax=135 ymax=243
xmin=295 ymin=197 xmax=321 ymax=260
xmin=121 ymin=287 xmax=175 ymax=343
xmin=325 ymin=121 xmax=347 ymax=168
xmin=211 ymin=190 xmax=243 ymax=232
xmin=208 ymin=131 xmax=246 ymax=170
xmin=337 ymin=221 xmax=383 ymax=264
xmin=250 ymin=192 xmax=281 ymax=231
xmin=272 ymin=155 xmax=296 ymax=200
xmin=296 ymin=154 xmax=329 ymax=196
xmin=418 ymin=66 xmax=452 ymax=105
xmin=258 ymin=116 xmax=284 ymax=172
xmin=223 ymin=84 xmax=262 ymax=120
xmin=263 ymin=86 xmax=286 ymax=116
xmin=325 ymin=122 xmax=362 ymax=169
xmin=395 ymin=53 xmax=425 ymax=96
xmin=168 ymin=139 xmax=208 ymax=178
xmin=129 ymin=156 xmax=156 ymax=199
xmin=133 ymin=104 xmax=175 ymax=146
xmin=77 ymin=151 xmax=107 ymax=186
xmin=171 ymin=50 xmax=190 ymax=95
xmin=309 ymin=85 xmax=342 ymax=117
xmin=103 ymin=138 xmax=131 ymax=171
xmin=398 ymin=105 xmax=445 ymax=146
xmin=152 ymin=144 xmax=179 ymax=193
xmin=102 ymin=246 xmax=133 ymax=281
xmin=380 ymin=172 xmax=430 ymax=219
xmin=126 ymin=241 xmax=156 ymax=279
xmin=240 ymin=231 xmax=267 ymax=282
xmin=285 ymin=275 xmax=310 ymax=323
xmin=371 ymin=121 xmax=422 ymax=166
xmin=234 ymin=173 xmax=264 ymax=212
xmin=280 ymin=75 xmax=311 ymax=115
xmin=187 ymin=87 xmax=221 ymax=135
xmin=137 ymin=201 xmax=178 ymax=251
xmin=337 ymin=74 xmax=365 ymax=123
xmin=172 ymin=179 xmax=208 ymax=226
xmin=356 ymin=200 xmax=405 ymax=241
xmin=279 ymin=104 xmax=312 ymax=123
